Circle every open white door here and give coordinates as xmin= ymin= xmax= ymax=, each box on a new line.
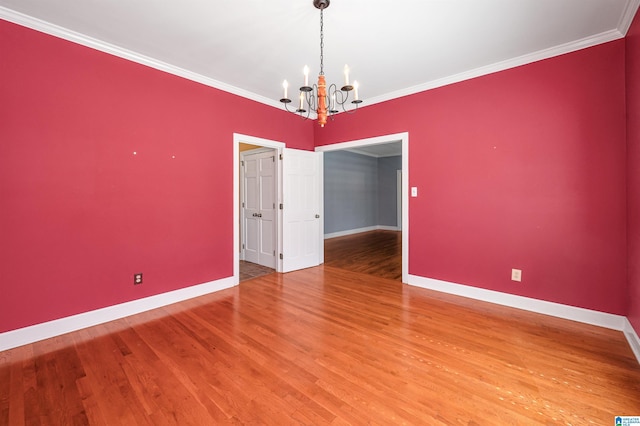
xmin=282 ymin=148 xmax=323 ymax=272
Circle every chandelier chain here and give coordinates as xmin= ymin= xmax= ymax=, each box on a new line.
xmin=319 ymin=9 xmax=324 ymax=75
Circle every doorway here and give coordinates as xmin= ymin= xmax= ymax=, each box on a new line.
xmin=233 ymin=134 xmax=324 ymax=284
xmin=241 ymin=148 xmax=277 ymax=269
xmin=315 ymin=132 xmax=409 ymax=283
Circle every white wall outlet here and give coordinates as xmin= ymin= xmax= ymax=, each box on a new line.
xmin=411 ymin=187 xmax=418 ymax=197
xmin=511 ymin=268 xmax=522 ymax=282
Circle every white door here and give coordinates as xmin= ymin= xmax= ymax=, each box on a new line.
xmin=243 ymin=150 xmax=276 ymax=268
xmin=282 ymin=148 xmax=323 ymax=272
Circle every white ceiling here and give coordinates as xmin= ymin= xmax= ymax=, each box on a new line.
xmin=1 ymin=0 xmax=638 ymax=112
xmin=346 ymin=142 xmax=403 ymax=158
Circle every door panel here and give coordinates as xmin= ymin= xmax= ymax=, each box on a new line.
xmin=282 ymin=149 xmax=322 ymax=272
xmin=243 ymin=156 xmax=260 ymax=264
xmin=258 ymin=155 xmax=276 ymax=266
xmin=242 ymin=151 xmax=276 ymax=268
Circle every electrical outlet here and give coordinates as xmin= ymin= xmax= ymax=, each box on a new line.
xmin=511 ymin=269 xmax=522 ymax=282
xmin=134 ymin=273 xmax=143 ymax=285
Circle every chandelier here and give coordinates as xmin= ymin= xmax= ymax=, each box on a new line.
xmin=279 ymin=0 xmax=362 ymax=127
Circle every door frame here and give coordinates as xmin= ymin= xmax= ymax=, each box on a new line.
xmin=315 ymin=132 xmax=409 ymax=284
xmin=234 ymin=134 xmax=285 ymax=284
xmin=240 ymin=147 xmax=277 ymax=266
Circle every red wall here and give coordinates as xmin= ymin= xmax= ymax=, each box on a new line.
xmin=316 ymin=41 xmax=628 ymax=315
xmin=627 ymin=12 xmax=640 ymax=334
xmin=0 ymin=20 xmax=313 ymax=333
xmin=1 ymin=16 xmax=633 ymax=334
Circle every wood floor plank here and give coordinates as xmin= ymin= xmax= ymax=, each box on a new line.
xmin=324 ymin=230 xmax=402 ymax=281
xmin=1 ymin=264 xmax=639 ymax=424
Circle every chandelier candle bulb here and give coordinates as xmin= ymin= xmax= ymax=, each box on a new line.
xmin=299 ymin=92 xmax=304 ymax=110
xmin=354 ymin=81 xmax=359 ymax=100
xmin=303 ymin=66 xmax=309 ymax=87
xmin=283 ymin=80 xmax=289 ymax=100
xmin=344 ymin=65 xmax=350 ymax=86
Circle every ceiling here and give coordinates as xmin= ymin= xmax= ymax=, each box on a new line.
xmin=346 ymin=142 xmax=403 ymax=158
xmin=1 ymin=0 xmax=638 ymax=112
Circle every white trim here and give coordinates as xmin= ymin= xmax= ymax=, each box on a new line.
xmin=315 ymin=133 xmax=408 ymax=153
xmin=624 ymin=319 xmax=640 ymax=365
xmin=363 ymin=30 xmax=625 ymax=109
xmin=0 ymin=277 xmax=235 ymax=352
xmin=408 ymin=275 xmax=628 ymax=331
xmin=233 ymin=134 xmax=286 ymax=284
xmin=0 ymin=7 xmax=283 ymax=111
xmin=344 ymin=148 xmax=402 ymax=158
xmin=324 ymin=225 xmax=400 ymax=240
xmin=618 ymin=0 xmax=640 ymax=36
xmin=2 ymin=6 xmax=636 ymax=112
xmin=316 ymin=132 xmax=409 ymax=284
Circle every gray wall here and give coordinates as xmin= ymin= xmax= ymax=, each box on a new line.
xmin=324 ymin=151 xmax=402 ymax=235
xmin=378 ymin=155 xmax=403 ymax=227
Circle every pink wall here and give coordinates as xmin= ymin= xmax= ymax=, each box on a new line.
xmin=0 ymin=20 xmax=313 ymax=333
xmin=1 ymin=16 xmax=633 ymax=335
xmin=627 ymin=12 xmax=640 ymax=334
xmin=316 ymin=41 xmax=628 ymax=315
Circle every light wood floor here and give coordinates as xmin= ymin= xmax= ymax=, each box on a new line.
xmin=324 ymin=230 xmax=402 ymax=281
xmin=2 ymin=255 xmax=640 ymax=424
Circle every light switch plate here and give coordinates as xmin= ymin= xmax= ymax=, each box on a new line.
xmin=511 ymin=269 xmax=522 ymax=282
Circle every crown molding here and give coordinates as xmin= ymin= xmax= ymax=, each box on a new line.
xmin=0 ymin=6 xmax=283 ymax=111
xmin=363 ymin=29 xmax=625 ymax=108
xmin=619 ymin=0 xmax=640 ymax=35
xmin=343 ymin=148 xmax=401 ymax=158
xmin=1 ymin=3 xmax=637 ymax=112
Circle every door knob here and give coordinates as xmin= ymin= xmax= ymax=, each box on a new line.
xmin=315 ymin=214 xmax=320 ymax=218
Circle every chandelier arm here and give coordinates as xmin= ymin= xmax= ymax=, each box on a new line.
xmin=282 ymin=100 xmax=295 ymax=114
xmin=333 ymin=88 xmax=351 ymax=107
xmin=326 ymin=83 xmax=338 ymax=113
xmin=342 ymin=101 xmax=360 ymax=114
xmin=307 ymin=85 xmax=319 ymax=112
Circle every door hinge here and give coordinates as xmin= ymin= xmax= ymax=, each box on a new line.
xmin=242 ymin=202 xmax=245 ymax=208
xmin=279 ymin=203 xmax=283 ymax=210
xmin=279 ymin=153 xmax=283 ymax=160
xmin=241 ymin=160 xmax=244 ymax=166
xmin=273 ymin=203 xmax=276 ymax=209
xmin=272 ymin=156 xmax=275 ymax=162
xmin=273 ymin=250 xmax=276 ymax=256
xmin=242 ymin=244 xmax=245 ymax=249
xmin=279 ymin=253 xmax=283 ymax=260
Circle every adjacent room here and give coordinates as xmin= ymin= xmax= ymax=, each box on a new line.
xmin=2 ymin=0 xmax=640 ymax=423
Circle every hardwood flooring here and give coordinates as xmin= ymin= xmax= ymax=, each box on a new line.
xmin=1 ymin=265 xmax=639 ymax=425
xmin=324 ymin=230 xmax=402 ymax=281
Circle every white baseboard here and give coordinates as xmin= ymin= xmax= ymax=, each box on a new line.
xmin=624 ymin=319 xmax=640 ymax=365
xmin=0 ymin=277 xmax=235 ymax=352
xmin=407 ymin=275 xmax=628 ymax=331
xmin=410 ymin=275 xmax=640 ymax=366
xmin=324 ymin=225 xmax=401 ymax=239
